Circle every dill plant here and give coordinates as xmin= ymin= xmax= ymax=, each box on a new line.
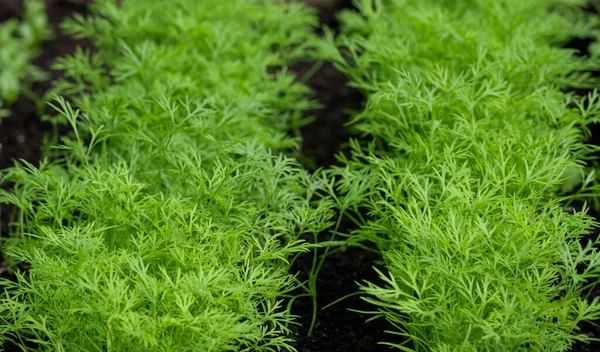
xmin=318 ymin=0 xmax=600 ymax=350
xmin=0 ymin=0 xmax=52 ymax=118
xmin=0 ymin=0 xmax=334 ymax=351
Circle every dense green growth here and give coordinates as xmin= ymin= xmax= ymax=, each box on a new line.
xmin=319 ymin=0 xmax=600 ymax=350
xmin=5 ymin=0 xmax=600 ymax=350
xmin=0 ymin=0 xmax=51 ymax=118
xmin=0 ymin=1 xmax=333 ymax=351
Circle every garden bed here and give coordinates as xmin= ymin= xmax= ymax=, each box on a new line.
xmin=2 ymin=1 xmax=600 ymax=351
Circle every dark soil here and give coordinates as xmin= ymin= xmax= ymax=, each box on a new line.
xmin=2 ymin=1 xmax=600 ymax=352
xmin=288 ymin=245 xmax=402 ymax=352
xmin=0 ymin=0 xmax=89 ymax=170
xmin=288 ymin=2 xmax=404 ymax=351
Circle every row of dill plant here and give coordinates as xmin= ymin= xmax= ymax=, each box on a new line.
xmin=316 ymin=0 xmax=600 ymax=350
xmin=0 ymin=0 xmax=335 ymax=351
xmin=0 ymin=0 xmax=51 ymax=118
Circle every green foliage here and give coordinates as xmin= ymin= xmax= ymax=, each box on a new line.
xmin=0 ymin=0 xmax=52 ymax=117
xmin=318 ymin=0 xmax=600 ymax=350
xmin=0 ymin=1 xmax=333 ymax=351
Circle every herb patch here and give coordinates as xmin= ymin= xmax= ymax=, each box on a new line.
xmin=2 ymin=0 xmax=600 ymax=351
xmin=1 ymin=1 xmax=334 ymax=350
xmin=318 ymin=0 xmax=600 ymax=350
